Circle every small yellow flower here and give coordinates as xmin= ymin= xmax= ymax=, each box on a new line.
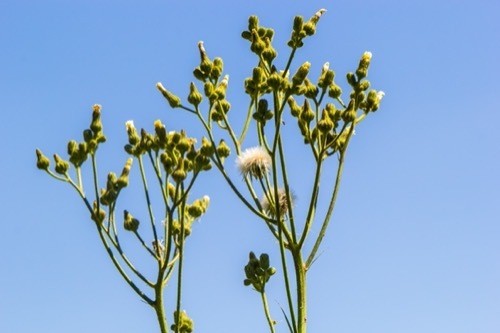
xmin=236 ymin=146 xmax=272 ymax=180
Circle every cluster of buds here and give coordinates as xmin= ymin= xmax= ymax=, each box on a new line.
xmin=345 ymin=52 xmax=385 ymax=113
xmin=243 ymin=252 xmax=276 ymax=293
xmin=241 ymin=16 xmax=277 ymax=64
xmin=36 ymin=104 xmax=107 ymax=175
xmin=193 ymin=41 xmax=224 ymax=83
xmin=124 ymin=120 xmax=226 ymax=180
xmin=99 ymin=158 xmax=132 ymax=206
xmin=171 ymin=310 xmax=194 ymax=333
xmin=287 ymin=9 xmax=326 ymax=48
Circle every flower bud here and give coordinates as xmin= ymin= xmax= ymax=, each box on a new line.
xmin=303 ymin=78 xmax=318 ymax=99
xmin=67 ymin=140 xmax=78 ymax=156
xmin=200 ymin=137 xmax=214 ymax=157
xmin=123 ymin=210 xmax=140 ymax=232
xmin=317 ymin=109 xmax=334 ymax=133
xmin=210 ymin=57 xmax=224 ymax=80
xmin=300 ymin=99 xmax=315 ymax=123
xmin=215 ymin=75 xmax=229 ymax=100
xmin=346 ymin=72 xmax=357 ymax=86
xmin=187 ymin=196 xmax=210 ymax=219
xmin=187 ymin=82 xmax=203 ymax=106
xmin=90 ymin=104 xmax=103 ymax=134
xmin=342 ymin=99 xmax=357 ymax=123
xmin=116 ymin=158 xmax=133 ymax=189
xmin=172 ymin=167 xmax=187 ymax=183
xmin=292 ymin=62 xmax=311 ymax=86
xmin=91 ymin=201 xmax=106 ymax=224
xmin=356 ymin=51 xmax=372 ymax=80
xmin=156 ymin=82 xmax=181 ymax=108
xmin=293 ymin=15 xmax=304 ymax=33
xmin=328 ymin=83 xmax=342 ymax=99
xmin=250 ymin=29 xmax=266 ymax=55
xmin=287 ymin=96 xmax=302 ymax=117
xmin=202 ymin=81 xmax=216 ymax=101
xmin=53 ymin=154 xmax=70 ymax=175
xmin=216 ymin=139 xmax=230 ymax=158
xmin=35 ymin=149 xmax=50 ymax=170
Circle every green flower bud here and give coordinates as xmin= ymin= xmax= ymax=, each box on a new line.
xmin=342 ymin=99 xmax=357 ymax=123
xmin=292 ymin=62 xmax=311 ymax=86
xmin=303 ymin=78 xmax=318 ymax=99
xmin=293 ymin=15 xmax=304 ymax=33
xmin=67 ymin=140 xmax=78 ymax=156
xmin=167 ymin=182 xmax=176 ymax=200
xmin=262 ymin=46 xmax=277 ymax=63
xmin=172 ymin=167 xmax=187 ymax=183
xmin=318 ymin=62 xmax=335 ymax=88
xmin=210 ymin=57 xmax=223 ymax=80
xmin=204 ymin=81 xmax=216 ymax=102
xmin=160 ymin=152 xmax=175 ymax=173
xmin=123 ymin=210 xmax=140 ymax=232
xmin=116 ymin=158 xmax=132 ymax=189
xmin=300 ymin=99 xmax=315 ymax=123
xmin=156 ymin=82 xmax=181 ymax=108
xmin=187 ymin=82 xmax=203 ymax=106
xmin=53 ymin=154 xmax=69 ymax=175
xmin=250 ymin=29 xmax=266 ymax=55
xmin=317 ymin=109 xmax=334 ymax=133
xmin=153 ymin=119 xmax=168 ymax=148
xmin=267 ymin=72 xmax=283 ymax=91
xmin=216 ymin=139 xmax=230 ymax=158
xmin=91 ymin=201 xmax=106 ymax=224
xmin=215 ymin=99 xmax=231 ymax=114
xmin=171 ymin=310 xmax=194 ymax=333
xmin=90 ymin=104 xmax=103 ymax=134
xmin=195 ymin=154 xmax=211 ymax=171
xmin=356 ymin=51 xmax=372 ymax=80
xmin=177 ymin=136 xmax=194 ymax=155
xmin=260 ymin=253 xmax=270 ymax=270
xmin=346 ymin=72 xmax=357 ymax=86
xmin=83 ymin=129 xmax=93 ymax=143
xmin=328 ymin=83 xmax=342 ymax=99
xmin=187 ymin=195 xmax=210 ymax=218
xmin=35 ymin=149 xmax=50 ymax=170
xmin=215 ymin=75 xmax=229 ymax=100
xmin=287 ymin=96 xmax=302 ymax=117
xmin=302 ymin=22 xmax=316 ymax=36
xmin=248 ymin=15 xmax=259 ymax=31
xmin=200 ymin=137 xmax=214 ymax=157
xmin=192 ymin=67 xmax=206 ymax=81
xmin=356 ymin=80 xmax=370 ymax=92
xmin=125 ymin=121 xmax=139 ymax=144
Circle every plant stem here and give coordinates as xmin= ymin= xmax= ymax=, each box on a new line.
xmin=154 ymin=278 xmax=169 ymax=333
xmin=261 ymin=291 xmax=276 ymax=333
xmin=292 ymin=250 xmax=307 ymax=333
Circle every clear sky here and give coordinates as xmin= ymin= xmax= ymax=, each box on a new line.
xmin=1 ymin=0 xmax=499 ymax=332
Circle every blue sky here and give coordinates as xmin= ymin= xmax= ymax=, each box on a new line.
xmin=1 ymin=1 xmax=499 ymax=332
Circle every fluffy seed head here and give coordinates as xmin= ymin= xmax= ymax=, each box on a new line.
xmin=236 ymin=146 xmax=272 ymax=180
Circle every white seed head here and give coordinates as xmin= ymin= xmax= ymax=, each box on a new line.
xmin=236 ymin=146 xmax=272 ymax=180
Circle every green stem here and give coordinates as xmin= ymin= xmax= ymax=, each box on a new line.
xmin=292 ymin=250 xmax=307 ymax=333
xmin=175 ymin=188 xmax=187 ymax=333
xmin=154 ymin=277 xmax=169 ymax=333
xmin=306 ymin=148 xmax=346 ymax=269
xmin=137 ymin=155 xmax=160 ymax=247
xmin=261 ymin=290 xmax=276 ymax=333
xmin=298 ymin=158 xmax=323 ymax=249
